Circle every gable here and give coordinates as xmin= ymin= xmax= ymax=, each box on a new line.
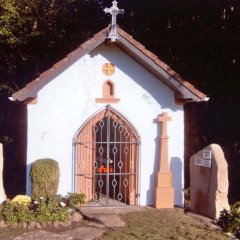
xmin=34 ymin=43 xmax=176 ymax=109
xmin=10 ymin=27 xmax=208 ymax=103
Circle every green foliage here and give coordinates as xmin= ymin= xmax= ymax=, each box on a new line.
xmin=0 ymin=0 xmax=81 ymax=46
xmin=0 ymin=195 xmax=70 ymax=225
xmin=67 ymin=192 xmax=86 ymax=207
xmin=0 ymin=202 xmax=34 ymax=224
xmin=34 ymin=195 xmax=70 ymax=223
xmin=218 ymin=202 xmax=240 ymax=238
xmin=184 ymin=188 xmax=190 ymax=212
xmin=30 ymin=158 xmax=60 ymax=199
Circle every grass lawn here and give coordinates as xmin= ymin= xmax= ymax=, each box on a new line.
xmin=102 ymin=208 xmax=230 ymax=240
xmin=0 ymin=207 xmax=231 ymax=239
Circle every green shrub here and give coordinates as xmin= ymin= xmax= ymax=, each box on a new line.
xmin=0 ymin=202 xmax=34 ymax=224
xmin=218 ymin=201 xmax=240 ymax=238
xmin=30 ymin=158 xmax=60 ymax=199
xmin=184 ymin=188 xmax=190 ymax=212
xmin=34 ymin=195 xmax=70 ymax=223
xmin=67 ymin=192 xmax=86 ymax=207
xmin=0 ymin=194 xmax=70 ymax=225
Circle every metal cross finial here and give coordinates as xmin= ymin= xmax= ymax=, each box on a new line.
xmin=104 ymin=0 xmax=124 ymax=42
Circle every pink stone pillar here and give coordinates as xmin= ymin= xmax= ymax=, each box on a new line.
xmin=153 ymin=112 xmax=174 ymax=208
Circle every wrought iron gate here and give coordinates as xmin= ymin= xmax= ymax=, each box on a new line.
xmin=73 ymin=106 xmax=140 ymax=207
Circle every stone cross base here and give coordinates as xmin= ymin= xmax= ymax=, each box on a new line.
xmin=153 ymin=172 xmax=174 ymax=208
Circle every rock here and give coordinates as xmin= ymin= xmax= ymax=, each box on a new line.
xmin=61 ymin=227 xmax=105 ymax=240
xmin=206 ymin=223 xmax=222 ymax=231
xmin=10 ymin=223 xmax=18 ymax=229
xmin=0 ymin=220 xmax=7 ymax=228
xmin=27 ymin=221 xmax=37 ymax=230
xmin=88 ymin=215 xmax=125 ymax=228
xmin=36 ymin=222 xmax=42 ymax=229
xmin=53 ymin=221 xmax=59 ymax=228
xmin=225 ymin=232 xmax=233 ymax=237
xmin=190 ymin=144 xmax=230 ymax=219
xmin=22 ymin=223 xmax=27 ymax=229
xmin=17 ymin=223 xmax=23 ymax=229
xmin=41 ymin=222 xmax=47 ymax=228
xmin=100 ymin=215 xmax=125 ymax=227
xmin=13 ymin=230 xmax=73 ymax=240
xmin=59 ymin=221 xmax=72 ymax=228
xmin=186 ymin=211 xmax=213 ymax=225
xmin=71 ymin=212 xmax=83 ymax=222
xmin=47 ymin=221 xmax=53 ymax=227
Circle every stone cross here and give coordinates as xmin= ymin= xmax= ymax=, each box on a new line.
xmin=104 ymin=0 xmax=124 ymax=41
xmin=157 ymin=112 xmax=171 ymax=139
xmin=154 ymin=112 xmax=174 ymax=208
xmin=157 ymin=112 xmax=171 ymax=172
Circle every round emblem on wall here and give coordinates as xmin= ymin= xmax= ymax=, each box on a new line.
xmin=102 ymin=63 xmax=115 ymax=76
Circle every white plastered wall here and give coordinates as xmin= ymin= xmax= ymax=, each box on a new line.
xmin=27 ymin=44 xmax=184 ymax=206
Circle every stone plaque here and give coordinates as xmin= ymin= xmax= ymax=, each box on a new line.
xmin=189 ymin=144 xmax=229 ymax=219
xmin=195 ymin=156 xmax=203 ymax=166
xmin=0 ymin=144 xmax=6 ymax=203
xmin=203 ymin=150 xmax=212 ymax=160
xmin=202 ymin=159 xmax=211 ymax=168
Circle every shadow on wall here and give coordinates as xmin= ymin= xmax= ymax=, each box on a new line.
xmin=1 ymin=101 xmax=27 ymax=198
xmin=146 ymin=118 xmax=161 ymax=205
xmin=170 ymin=157 xmax=183 ymax=206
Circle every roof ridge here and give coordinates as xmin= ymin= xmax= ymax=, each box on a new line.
xmin=116 ymin=27 xmax=207 ymax=101
xmin=11 ymin=26 xmax=207 ymax=102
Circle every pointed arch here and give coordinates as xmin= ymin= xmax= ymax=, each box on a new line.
xmin=73 ymin=105 xmax=140 ymax=206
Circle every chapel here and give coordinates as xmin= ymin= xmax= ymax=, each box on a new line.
xmin=10 ymin=1 xmax=208 ymax=207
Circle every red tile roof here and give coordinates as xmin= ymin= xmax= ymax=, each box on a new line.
xmin=11 ymin=27 xmax=208 ymax=102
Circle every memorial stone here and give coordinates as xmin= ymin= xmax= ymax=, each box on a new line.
xmin=189 ymin=144 xmax=229 ymax=219
xmin=0 ymin=144 xmax=6 ymax=203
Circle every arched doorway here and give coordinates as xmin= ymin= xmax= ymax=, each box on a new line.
xmin=73 ymin=106 xmax=140 ymax=206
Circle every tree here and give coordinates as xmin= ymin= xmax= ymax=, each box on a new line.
xmin=0 ymin=0 xmax=105 ymax=95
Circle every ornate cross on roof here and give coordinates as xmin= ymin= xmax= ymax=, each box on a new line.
xmin=104 ymin=0 xmax=124 ymax=42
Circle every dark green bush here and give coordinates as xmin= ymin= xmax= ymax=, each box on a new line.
xmin=30 ymin=158 xmax=60 ymax=199
xmin=218 ymin=201 xmax=240 ymax=238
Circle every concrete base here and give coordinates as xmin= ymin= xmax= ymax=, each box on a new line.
xmin=154 ymin=186 xmax=174 ymax=208
xmin=153 ymin=171 xmax=174 ymax=208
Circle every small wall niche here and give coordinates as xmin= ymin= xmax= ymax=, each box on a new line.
xmin=95 ymin=80 xmax=120 ymax=103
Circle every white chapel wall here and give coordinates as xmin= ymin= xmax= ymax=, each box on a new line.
xmin=26 ymin=44 xmax=184 ymax=206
